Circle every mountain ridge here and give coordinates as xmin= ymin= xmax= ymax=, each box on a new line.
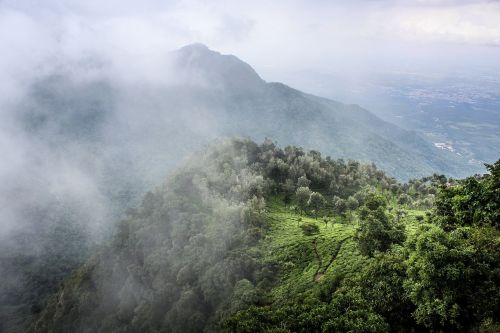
xmin=170 ymin=44 xmax=478 ymax=179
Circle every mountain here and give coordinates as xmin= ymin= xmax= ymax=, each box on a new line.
xmin=167 ymin=44 xmax=479 ymax=180
xmin=18 ymin=43 xmax=479 ymax=182
xmin=0 ymin=44 xmax=482 ymax=332
xmin=27 ymin=139 xmax=500 ymax=332
xmin=15 ymin=43 xmax=480 ymax=189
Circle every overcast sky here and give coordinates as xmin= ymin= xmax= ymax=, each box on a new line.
xmin=1 ymin=0 xmax=500 ymax=87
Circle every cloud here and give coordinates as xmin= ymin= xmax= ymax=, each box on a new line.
xmin=367 ymin=1 xmax=500 ymax=46
xmin=0 ymin=0 xmax=499 ymax=84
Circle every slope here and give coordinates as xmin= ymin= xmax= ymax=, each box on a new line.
xmin=171 ymin=44 xmax=479 ymax=179
xmin=28 ymin=139 xmax=499 ymax=332
xmin=26 ymin=138 xmax=398 ymax=332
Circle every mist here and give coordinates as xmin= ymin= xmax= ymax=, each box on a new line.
xmin=1 ymin=0 xmax=499 ymax=332
xmin=0 ymin=0 xmax=498 ymax=271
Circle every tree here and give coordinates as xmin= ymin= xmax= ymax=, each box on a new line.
xmin=356 ymin=193 xmax=405 ymax=257
xmin=404 ymin=224 xmax=500 ymax=331
xmin=397 ymin=193 xmax=411 ymax=205
xmin=362 ymin=193 xmax=386 ymax=212
xmin=433 ymin=159 xmax=500 ymax=231
xmin=333 ymin=196 xmax=347 ymax=218
xmin=296 ymin=187 xmax=311 ymax=214
xmin=357 ymin=250 xmax=416 ymax=330
xmin=240 ymin=196 xmax=266 ymax=228
xmin=323 ymin=284 xmax=389 ymax=332
xmin=230 ymin=279 xmax=260 ymax=313
xmin=308 ymin=192 xmax=325 ymax=218
xmin=282 ymin=179 xmax=295 ymax=206
xmin=297 ymin=175 xmax=311 ymax=188
xmin=347 ymin=196 xmax=359 ymax=211
xmin=405 ymin=161 xmax=500 ymax=331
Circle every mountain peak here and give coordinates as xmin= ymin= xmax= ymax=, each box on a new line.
xmin=181 ymin=42 xmax=210 ymax=51
xmin=174 ymin=43 xmax=265 ymax=92
xmin=178 ymin=42 xmax=210 ymax=54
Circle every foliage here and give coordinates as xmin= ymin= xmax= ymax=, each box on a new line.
xmin=433 ymin=160 xmax=500 ymax=230
xmin=307 ymin=192 xmax=325 ymax=218
xmin=405 ymin=160 xmax=500 ymax=331
xmin=333 ymin=196 xmax=347 ymax=217
xmin=295 ymin=186 xmax=311 ymax=214
xmin=404 ymin=224 xmax=500 ymax=331
xmin=297 ymin=175 xmax=311 ymax=188
xmin=356 ymin=249 xmax=416 ymax=330
xmin=26 ymin=140 xmax=499 ymax=333
xmin=347 ymin=196 xmax=359 ymax=211
xmin=299 ymin=222 xmax=320 ymax=236
xmin=282 ymin=179 xmax=295 ymax=206
xmin=355 ymin=193 xmax=406 ymax=257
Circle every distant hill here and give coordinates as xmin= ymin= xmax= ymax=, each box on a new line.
xmin=169 ymin=44 xmax=479 ymax=179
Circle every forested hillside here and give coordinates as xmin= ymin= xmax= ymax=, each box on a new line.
xmin=0 ymin=44 xmax=483 ymax=333
xmin=28 ymin=139 xmax=499 ymax=333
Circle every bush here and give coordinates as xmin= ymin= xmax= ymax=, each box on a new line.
xmin=300 ymin=223 xmax=320 ymax=236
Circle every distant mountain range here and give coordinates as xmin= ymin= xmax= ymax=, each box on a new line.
xmin=21 ymin=43 xmax=481 ymax=182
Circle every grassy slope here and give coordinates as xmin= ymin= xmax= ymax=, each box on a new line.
xmin=259 ymin=196 xmax=426 ymax=305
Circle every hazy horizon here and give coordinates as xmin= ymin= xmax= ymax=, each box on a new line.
xmin=2 ymin=0 xmax=500 ymax=92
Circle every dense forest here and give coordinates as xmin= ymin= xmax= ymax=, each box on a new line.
xmin=25 ymin=138 xmax=499 ymax=332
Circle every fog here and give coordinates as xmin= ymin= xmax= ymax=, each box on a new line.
xmin=2 ymin=0 xmax=500 ymax=82
xmin=0 ymin=0 xmax=499 ymax=331
xmin=1 ymin=0 xmax=498 ymax=256
xmin=1 ymin=0 xmax=498 ymax=268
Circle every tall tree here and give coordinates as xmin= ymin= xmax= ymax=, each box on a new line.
xmin=282 ymin=179 xmax=295 ymax=206
xmin=333 ymin=196 xmax=347 ymax=218
xmin=296 ymin=187 xmax=312 ymax=214
xmin=355 ymin=193 xmax=405 ymax=256
xmin=308 ymin=192 xmax=325 ymax=218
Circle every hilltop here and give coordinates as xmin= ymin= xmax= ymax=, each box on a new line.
xmin=28 ymin=138 xmax=499 ymax=332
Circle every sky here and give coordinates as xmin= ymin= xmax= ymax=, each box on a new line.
xmin=1 ymin=0 xmax=500 ymax=88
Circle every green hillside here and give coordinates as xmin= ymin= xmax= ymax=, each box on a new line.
xmin=28 ymin=139 xmax=499 ymax=333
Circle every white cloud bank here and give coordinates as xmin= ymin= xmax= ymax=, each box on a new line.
xmin=0 ymin=0 xmax=499 ymax=78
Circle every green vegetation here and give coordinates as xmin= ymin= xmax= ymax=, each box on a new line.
xmin=28 ymin=139 xmax=499 ymax=332
xmin=355 ymin=193 xmax=406 ymax=257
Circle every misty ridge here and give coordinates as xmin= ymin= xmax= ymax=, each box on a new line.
xmin=0 ymin=19 xmax=498 ymax=333
xmin=0 ymin=43 xmax=479 ymax=254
